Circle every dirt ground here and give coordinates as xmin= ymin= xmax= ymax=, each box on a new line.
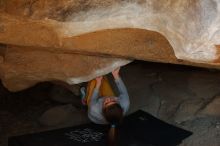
xmin=0 ymin=61 xmax=220 ymax=146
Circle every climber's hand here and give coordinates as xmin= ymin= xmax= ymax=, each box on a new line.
xmin=112 ymin=67 xmax=120 ymax=79
xmin=95 ymin=76 xmax=103 ymax=88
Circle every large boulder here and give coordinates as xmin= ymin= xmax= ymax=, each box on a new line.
xmin=0 ymin=0 xmax=220 ymax=91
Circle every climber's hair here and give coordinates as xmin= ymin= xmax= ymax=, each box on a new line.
xmin=103 ymin=103 xmax=123 ymax=146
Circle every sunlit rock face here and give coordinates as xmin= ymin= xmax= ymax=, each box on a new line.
xmin=0 ymin=45 xmax=130 ymax=91
xmin=0 ymin=0 xmax=220 ymax=91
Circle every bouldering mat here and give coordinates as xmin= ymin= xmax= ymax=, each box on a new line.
xmin=8 ymin=110 xmax=192 ymax=146
xmin=118 ymin=110 xmax=192 ymax=146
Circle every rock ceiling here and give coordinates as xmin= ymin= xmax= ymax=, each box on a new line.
xmin=0 ymin=0 xmax=220 ymax=91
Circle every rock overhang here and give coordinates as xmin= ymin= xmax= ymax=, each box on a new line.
xmin=1 ymin=0 xmax=220 ymax=91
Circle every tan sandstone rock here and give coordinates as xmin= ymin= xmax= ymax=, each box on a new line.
xmin=1 ymin=0 xmax=220 ymax=62
xmin=1 ymin=0 xmax=220 ymax=91
xmin=0 ymin=46 xmax=130 ymax=91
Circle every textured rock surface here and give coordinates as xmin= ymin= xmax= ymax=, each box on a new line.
xmin=0 ymin=46 xmax=130 ymax=91
xmin=38 ymin=104 xmax=88 ymax=126
xmin=173 ymin=99 xmax=204 ymax=123
xmin=49 ymin=83 xmax=81 ymax=103
xmin=1 ymin=0 xmax=220 ymax=91
xmin=0 ymin=0 xmax=220 ymax=62
xmin=199 ymin=95 xmax=220 ymax=117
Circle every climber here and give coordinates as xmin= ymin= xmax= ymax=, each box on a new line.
xmin=81 ymin=67 xmax=130 ymax=146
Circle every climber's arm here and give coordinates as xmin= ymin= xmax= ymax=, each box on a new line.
xmin=112 ymin=68 xmax=130 ymax=113
xmin=89 ymin=76 xmax=102 ymax=105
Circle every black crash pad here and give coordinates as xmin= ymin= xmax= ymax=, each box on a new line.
xmin=8 ymin=110 xmax=192 ymax=146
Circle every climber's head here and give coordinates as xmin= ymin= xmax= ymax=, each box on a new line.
xmin=102 ymin=97 xmax=123 ymax=125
